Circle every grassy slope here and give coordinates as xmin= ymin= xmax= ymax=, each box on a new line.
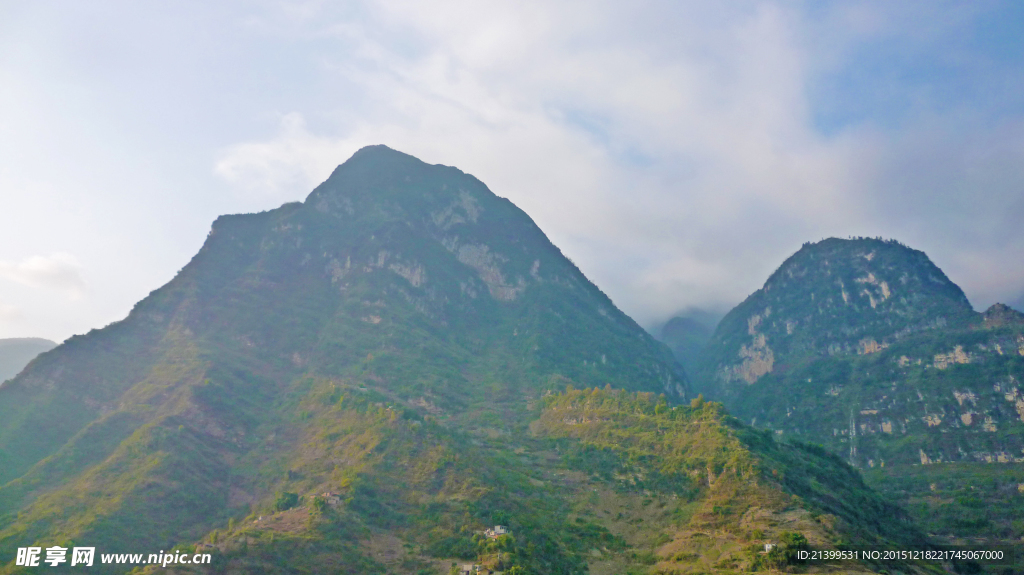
xmin=59 ymin=388 xmax=946 ymax=575
xmin=537 ymin=388 xmax=936 ymax=574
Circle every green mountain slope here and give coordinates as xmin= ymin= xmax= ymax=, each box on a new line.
xmin=118 ymin=389 xmax=937 ymax=575
xmin=0 ymin=157 xmax=967 ymax=574
xmin=0 ymin=146 xmax=686 ymax=572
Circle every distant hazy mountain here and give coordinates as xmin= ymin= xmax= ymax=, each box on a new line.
xmin=694 ymin=237 xmax=1024 ymax=544
xmin=656 ymin=310 xmax=721 ymax=378
xmin=0 ymin=338 xmax=55 ymax=382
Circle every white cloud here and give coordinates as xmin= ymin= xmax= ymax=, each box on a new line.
xmin=214 ymin=112 xmax=359 ymax=201
xmin=212 ymin=2 xmax=859 ymax=320
xmin=211 ymin=0 xmax=1024 ymax=323
xmin=0 ymin=0 xmax=1018 ymax=343
xmin=0 ymin=253 xmax=86 ymax=297
xmin=0 ymin=302 xmax=21 ymax=321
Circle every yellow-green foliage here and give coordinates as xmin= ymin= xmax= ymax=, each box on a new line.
xmin=183 ymin=378 xmax=618 ymax=574
xmin=0 ymin=416 xmax=229 ymax=575
xmin=541 ymin=387 xmax=755 ymax=486
xmin=538 ymin=387 xmax=930 ymax=552
xmin=279 ymin=377 xmax=483 ymax=506
xmin=540 ymin=387 xmax=757 ymax=483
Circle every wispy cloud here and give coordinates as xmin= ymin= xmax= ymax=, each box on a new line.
xmin=0 ymin=253 xmax=86 ymax=298
xmin=215 ymin=113 xmax=359 ymax=201
xmin=213 ymin=0 xmax=1024 ymax=322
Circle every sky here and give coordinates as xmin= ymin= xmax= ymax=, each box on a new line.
xmin=1 ymin=0 xmax=1023 ymax=342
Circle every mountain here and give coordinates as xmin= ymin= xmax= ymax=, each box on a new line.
xmin=0 ymin=151 xmax=949 ymax=575
xmin=0 ymin=338 xmax=56 ymax=383
xmin=694 ymin=237 xmax=1024 ymax=544
xmin=0 ymin=145 xmax=686 ymax=481
xmin=0 ymin=145 xmax=683 ymax=572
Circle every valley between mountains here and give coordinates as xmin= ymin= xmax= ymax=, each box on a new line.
xmin=0 ymin=146 xmax=1019 ymax=574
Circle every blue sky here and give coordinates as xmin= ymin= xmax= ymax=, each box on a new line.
xmin=1 ymin=0 xmax=1023 ymax=341
xmin=808 ymin=2 xmax=1024 ymax=133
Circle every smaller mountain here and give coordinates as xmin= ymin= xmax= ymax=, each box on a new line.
xmin=691 ymin=237 xmax=1024 ymax=547
xmin=0 ymin=338 xmax=56 ymax=382
xmin=693 ymin=237 xmax=977 ymax=399
xmin=691 ymin=238 xmax=1024 ymax=469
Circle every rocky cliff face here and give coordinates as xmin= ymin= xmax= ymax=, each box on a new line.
xmin=729 ymin=312 xmax=1024 ymax=468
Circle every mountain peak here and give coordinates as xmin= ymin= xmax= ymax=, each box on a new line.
xmin=767 ymin=237 xmax=968 ymax=301
xmin=303 ymin=145 xmax=493 ymax=229
xmin=761 ymin=236 xmax=973 ymax=324
xmin=318 ymin=144 xmax=463 ymax=191
xmin=334 ymin=144 xmax=428 ymax=172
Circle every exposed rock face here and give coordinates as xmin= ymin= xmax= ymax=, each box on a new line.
xmin=732 ymin=332 xmax=774 ymax=384
xmin=745 ymin=327 xmax=1024 ymax=468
